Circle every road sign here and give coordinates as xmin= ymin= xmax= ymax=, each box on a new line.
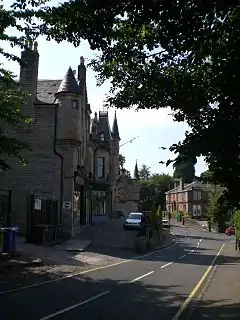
xmin=63 ymin=201 xmax=72 ymax=210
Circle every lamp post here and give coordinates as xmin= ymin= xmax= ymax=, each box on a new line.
xmin=120 ymin=136 xmax=139 ymax=148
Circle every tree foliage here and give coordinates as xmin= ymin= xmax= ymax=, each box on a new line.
xmin=118 ymin=153 xmax=131 ymax=177
xmin=173 ymin=155 xmax=197 ymax=183
xmin=138 ymin=172 xmax=173 ymax=212
xmin=139 ymin=164 xmax=151 ymax=180
xmin=39 ymin=0 xmax=240 ymax=203
xmin=0 ymin=0 xmax=45 ymax=169
xmin=3 ymin=1 xmax=240 ymax=202
xmin=134 ymin=161 xmax=140 ymax=180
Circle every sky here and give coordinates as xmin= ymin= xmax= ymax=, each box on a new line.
xmin=2 ymin=1 xmax=208 ymax=177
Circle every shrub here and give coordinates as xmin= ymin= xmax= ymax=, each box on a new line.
xmin=234 ymin=210 xmax=240 ymax=237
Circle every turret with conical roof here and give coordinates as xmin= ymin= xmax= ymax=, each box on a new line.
xmin=55 ymin=66 xmax=82 ymax=142
xmin=111 ymin=110 xmax=120 ymax=140
xmin=56 ymin=67 xmax=79 ymax=95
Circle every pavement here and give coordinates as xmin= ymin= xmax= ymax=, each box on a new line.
xmin=0 ymin=221 xmax=239 ymax=319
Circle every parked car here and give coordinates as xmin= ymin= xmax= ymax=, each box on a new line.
xmin=225 ymin=226 xmax=235 ymax=236
xmin=162 ymin=219 xmax=170 ymax=228
xmin=123 ymin=212 xmax=143 ymax=230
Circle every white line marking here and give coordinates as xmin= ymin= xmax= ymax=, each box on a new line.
xmin=161 ymin=261 xmax=173 ymax=269
xmin=129 ymin=271 xmax=154 ymax=283
xmin=39 ymin=291 xmax=110 ymax=320
xmin=0 ymin=242 xmax=177 ymax=295
xmin=177 ymin=254 xmax=187 ymax=260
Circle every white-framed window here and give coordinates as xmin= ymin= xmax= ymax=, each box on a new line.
xmin=97 ymin=157 xmax=104 ymax=178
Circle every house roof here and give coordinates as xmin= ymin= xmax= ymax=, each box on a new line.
xmin=165 ymin=181 xmax=204 ymax=195
xmin=111 ymin=110 xmax=120 ymax=140
xmin=97 ymin=111 xmax=112 ymax=140
xmin=57 ymin=67 xmax=79 ymax=95
xmin=36 ymin=79 xmax=61 ymax=104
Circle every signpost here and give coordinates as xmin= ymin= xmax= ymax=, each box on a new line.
xmin=63 ymin=201 xmax=72 ymax=210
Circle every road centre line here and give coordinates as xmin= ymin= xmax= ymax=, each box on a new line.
xmin=40 ymin=270 xmax=156 ymax=319
xmin=161 ymin=238 xmax=202 ymax=269
xmin=39 ymin=291 xmax=110 ymax=320
xmin=129 ymin=271 xmax=154 ymax=283
xmin=39 ymin=236 xmax=205 ymax=320
xmin=0 ymin=242 xmax=177 ymax=295
xmin=172 ymin=243 xmax=225 ymax=320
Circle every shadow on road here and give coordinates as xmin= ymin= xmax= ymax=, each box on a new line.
xmin=0 ymin=260 xmax=240 ymax=319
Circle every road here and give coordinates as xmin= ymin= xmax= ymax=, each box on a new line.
xmin=0 ymin=222 xmax=231 ymax=320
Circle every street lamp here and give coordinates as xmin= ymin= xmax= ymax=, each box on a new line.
xmin=120 ymin=136 xmax=139 ymax=148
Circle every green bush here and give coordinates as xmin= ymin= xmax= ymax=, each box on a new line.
xmin=234 ymin=210 xmax=240 ymax=237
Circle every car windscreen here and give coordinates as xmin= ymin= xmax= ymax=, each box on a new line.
xmin=128 ymin=214 xmax=142 ymax=220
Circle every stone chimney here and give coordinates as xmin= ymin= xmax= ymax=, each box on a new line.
xmin=19 ymin=40 xmax=39 ymax=103
xmin=77 ymin=56 xmax=86 ymax=95
xmin=179 ymin=178 xmax=183 ymax=190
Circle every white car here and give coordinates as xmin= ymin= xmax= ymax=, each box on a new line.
xmin=123 ymin=212 xmax=143 ymax=230
xmin=162 ymin=219 xmax=170 ymax=228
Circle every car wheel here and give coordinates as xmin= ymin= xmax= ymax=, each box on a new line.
xmin=227 ymin=232 xmax=231 ymax=236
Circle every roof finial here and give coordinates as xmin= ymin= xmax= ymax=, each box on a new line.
xmin=80 ymin=56 xmax=85 ymax=65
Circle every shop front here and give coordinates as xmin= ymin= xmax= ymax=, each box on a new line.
xmin=91 ymin=182 xmax=112 ymax=222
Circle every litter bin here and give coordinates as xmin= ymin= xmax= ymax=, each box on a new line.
xmin=2 ymin=227 xmax=18 ymax=253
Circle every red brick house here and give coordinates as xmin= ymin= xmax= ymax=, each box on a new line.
xmin=165 ymin=179 xmax=209 ymax=218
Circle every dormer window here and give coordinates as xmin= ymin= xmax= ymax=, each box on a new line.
xmin=100 ymin=134 xmax=104 ymax=141
xmin=72 ymin=100 xmax=78 ymax=108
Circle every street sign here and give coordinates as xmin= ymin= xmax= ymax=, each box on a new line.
xmin=34 ymin=199 xmax=42 ymax=211
xmin=63 ymin=201 xmax=72 ymax=210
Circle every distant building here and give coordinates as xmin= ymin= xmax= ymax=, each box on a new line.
xmin=115 ymin=175 xmax=140 ymax=215
xmin=165 ymin=179 xmax=209 ymax=218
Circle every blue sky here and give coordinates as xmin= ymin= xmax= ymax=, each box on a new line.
xmin=2 ymin=2 xmax=207 ymax=176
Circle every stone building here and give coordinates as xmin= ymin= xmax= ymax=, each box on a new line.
xmin=115 ymin=175 xmax=140 ymax=215
xmin=165 ymin=179 xmax=209 ymax=218
xmin=0 ymin=43 xmax=122 ymax=236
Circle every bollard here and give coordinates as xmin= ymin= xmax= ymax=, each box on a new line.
xmin=182 ymin=217 xmax=185 ymax=225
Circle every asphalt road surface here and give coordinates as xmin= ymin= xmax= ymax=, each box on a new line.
xmin=0 ymin=223 xmax=232 ymax=320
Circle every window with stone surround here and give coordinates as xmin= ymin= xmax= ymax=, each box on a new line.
xmin=97 ymin=157 xmax=105 ymax=178
xmin=72 ymin=100 xmax=78 ymax=108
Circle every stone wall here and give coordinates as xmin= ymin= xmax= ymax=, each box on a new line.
xmin=116 ymin=176 xmax=140 ymax=215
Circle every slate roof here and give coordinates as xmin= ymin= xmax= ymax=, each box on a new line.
xmin=111 ymin=111 xmax=120 ymax=140
xmin=36 ymin=79 xmax=61 ymax=104
xmin=57 ymin=67 xmax=79 ymax=95
xmin=165 ymin=181 xmax=204 ymax=194
xmin=98 ymin=111 xmax=112 ymax=140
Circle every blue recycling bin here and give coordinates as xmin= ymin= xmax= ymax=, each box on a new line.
xmin=2 ymin=227 xmax=19 ymax=253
